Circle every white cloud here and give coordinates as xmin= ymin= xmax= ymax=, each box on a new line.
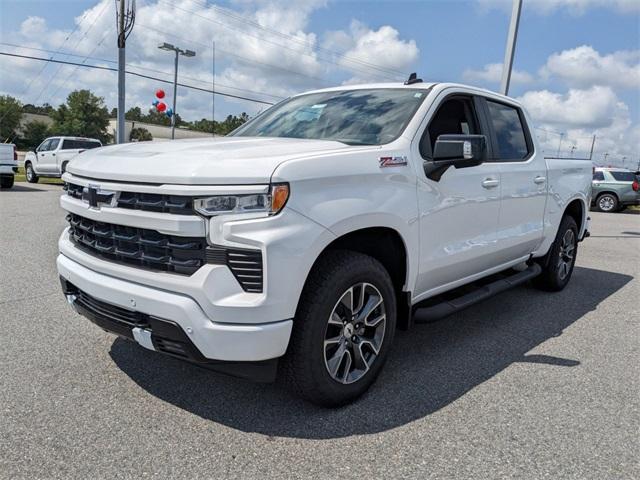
xmin=540 ymin=45 xmax=640 ymax=90
xmin=518 ymin=86 xmax=639 ymax=163
xmin=477 ymin=0 xmax=640 ymax=15
xmin=324 ymin=20 xmax=419 ymax=83
xmin=463 ymin=62 xmax=534 ymax=86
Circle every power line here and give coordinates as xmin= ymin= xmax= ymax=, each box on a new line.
xmin=184 ymin=0 xmax=408 ymax=78
xmin=151 ymin=0 xmax=404 ymax=81
xmin=135 ymin=22 xmax=332 ymax=86
xmin=2 ymin=42 xmax=285 ymax=100
xmin=0 ymin=51 xmax=276 ymax=105
xmin=30 ymin=0 xmax=112 ymax=106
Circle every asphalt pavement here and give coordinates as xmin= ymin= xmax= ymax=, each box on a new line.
xmin=1 ymin=183 xmax=639 ymax=479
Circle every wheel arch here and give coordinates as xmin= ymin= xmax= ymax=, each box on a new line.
xmin=300 ymin=226 xmax=413 ymax=330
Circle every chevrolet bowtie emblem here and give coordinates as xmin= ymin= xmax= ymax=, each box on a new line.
xmin=82 ymin=185 xmax=117 ymax=209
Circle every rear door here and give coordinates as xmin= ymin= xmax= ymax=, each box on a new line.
xmin=481 ymin=97 xmax=547 ymax=260
xmin=414 ymin=92 xmax=503 ymax=297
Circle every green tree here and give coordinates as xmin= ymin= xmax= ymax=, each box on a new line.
xmin=141 ymin=108 xmax=183 ymax=127
xmin=125 ymin=106 xmax=143 ymax=121
xmin=20 ymin=121 xmax=50 ymax=150
xmin=217 ymin=113 xmax=249 ymax=135
xmin=130 ymin=127 xmax=152 ymax=142
xmin=22 ymin=103 xmax=54 ymax=115
xmin=0 ymin=95 xmax=23 ymax=141
xmin=50 ymin=90 xmax=111 ymax=143
xmin=191 ymin=118 xmax=217 ymax=134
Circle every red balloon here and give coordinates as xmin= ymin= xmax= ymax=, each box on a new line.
xmin=155 ymin=89 xmax=165 ymax=99
xmin=156 ymin=102 xmax=167 ymax=112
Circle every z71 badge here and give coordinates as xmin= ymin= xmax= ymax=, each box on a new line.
xmin=379 ymin=156 xmax=408 ymax=168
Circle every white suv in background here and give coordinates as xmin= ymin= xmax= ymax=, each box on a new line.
xmin=24 ymin=136 xmax=102 ymax=183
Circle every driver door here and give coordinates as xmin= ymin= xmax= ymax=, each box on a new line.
xmin=414 ymin=93 xmax=503 ymax=298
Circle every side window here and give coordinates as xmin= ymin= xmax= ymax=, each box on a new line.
xmin=37 ymin=139 xmax=51 ymax=152
xmin=421 ymin=96 xmax=480 ymax=158
xmin=48 ymin=138 xmax=60 ymax=150
xmin=486 ymin=101 xmax=529 ymax=161
xmin=592 ymin=171 xmax=605 ymax=181
xmin=62 ymin=139 xmax=72 ymax=150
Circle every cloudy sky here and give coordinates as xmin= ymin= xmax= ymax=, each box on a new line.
xmin=0 ymin=0 xmax=638 ymax=166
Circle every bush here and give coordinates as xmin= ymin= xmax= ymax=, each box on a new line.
xmin=130 ymin=127 xmax=152 ymax=142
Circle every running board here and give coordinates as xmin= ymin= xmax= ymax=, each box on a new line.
xmin=413 ymin=263 xmax=542 ymax=324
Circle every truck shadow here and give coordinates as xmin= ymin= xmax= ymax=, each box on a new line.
xmin=109 ymin=266 xmax=632 ymax=439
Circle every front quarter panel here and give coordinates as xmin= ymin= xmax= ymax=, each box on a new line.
xmin=271 ymin=146 xmax=420 ymax=292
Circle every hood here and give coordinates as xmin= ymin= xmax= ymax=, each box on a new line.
xmin=67 ymin=136 xmax=349 ymax=185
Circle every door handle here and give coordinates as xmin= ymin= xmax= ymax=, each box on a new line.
xmin=481 ymin=178 xmax=500 ymax=188
xmin=534 ymin=176 xmax=546 ymax=184
xmin=52 ymin=153 xmax=56 ymax=156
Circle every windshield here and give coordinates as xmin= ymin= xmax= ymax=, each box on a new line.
xmin=231 ymin=88 xmax=428 ymax=146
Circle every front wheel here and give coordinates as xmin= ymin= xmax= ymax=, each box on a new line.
xmin=281 ymin=250 xmax=397 ymax=407
xmin=25 ymin=162 xmax=39 ymax=183
xmin=534 ymin=215 xmax=578 ymax=292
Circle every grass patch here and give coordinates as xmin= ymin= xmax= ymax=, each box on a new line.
xmin=15 ymin=166 xmax=64 ymax=185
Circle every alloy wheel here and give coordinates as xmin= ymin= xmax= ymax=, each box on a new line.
xmin=598 ymin=195 xmax=615 ymax=211
xmin=558 ymin=229 xmax=576 ymax=280
xmin=323 ymin=282 xmax=386 ymax=384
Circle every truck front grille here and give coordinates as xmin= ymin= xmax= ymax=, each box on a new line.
xmin=67 ymin=213 xmax=207 ymax=275
xmin=66 ymin=183 xmax=194 ymax=215
xmin=66 ymin=213 xmax=264 ymax=291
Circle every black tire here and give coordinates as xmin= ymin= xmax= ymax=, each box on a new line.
xmin=534 ymin=215 xmax=578 ymax=292
xmin=0 ymin=175 xmax=14 ymax=189
xmin=281 ymin=250 xmax=397 ymax=407
xmin=596 ymin=193 xmax=618 ymax=213
xmin=61 ymin=161 xmax=69 ymax=175
xmin=25 ymin=162 xmax=39 ymax=183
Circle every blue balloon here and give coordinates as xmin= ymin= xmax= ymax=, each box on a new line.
xmin=152 ymin=99 xmax=159 ymax=106
xmin=166 ymin=108 xmax=173 ymax=117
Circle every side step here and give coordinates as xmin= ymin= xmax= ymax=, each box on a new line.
xmin=413 ymin=263 xmax=542 ymax=324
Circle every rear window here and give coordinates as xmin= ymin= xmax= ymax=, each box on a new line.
xmin=610 ymin=171 xmax=637 ymax=182
xmin=593 ymin=171 xmax=605 ymax=181
xmin=62 ymin=139 xmax=101 ymax=150
xmin=486 ymin=100 xmax=530 ymax=160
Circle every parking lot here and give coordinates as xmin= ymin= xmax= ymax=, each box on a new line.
xmin=1 ymin=183 xmax=638 ymax=479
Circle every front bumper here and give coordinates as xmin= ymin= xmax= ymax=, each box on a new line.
xmin=57 ymin=253 xmax=293 ymax=367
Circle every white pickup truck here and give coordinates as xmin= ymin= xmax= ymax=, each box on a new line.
xmin=24 ymin=136 xmax=101 ymax=183
xmin=57 ymin=81 xmax=592 ymax=406
xmin=0 ymin=143 xmax=18 ymax=189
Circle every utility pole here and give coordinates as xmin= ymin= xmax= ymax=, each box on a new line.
xmin=158 ymin=43 xmax=196 ymax=140
xmin=116 ymin=0 xmax=136 ymax=144
xmin=500 ymin=0 xmax=523 ymax=96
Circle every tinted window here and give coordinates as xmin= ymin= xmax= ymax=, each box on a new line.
xmin=62 ymin=139 xmax=101 ymax=150
xmin=486 ymin=101 xmax=529 ymax=160
xmin=593 ymin=171 xmax=605 ymax=181
xmin=37 ymin=139 xmax=51 ymax=152
xmin=232 ymin=89 xmax=427 ymax=146
xmin=425 ymin=97 xmax=479 ymax=153
xmin=48 ymin=138 xmax=60 ymax=150
xmin=610 ymin=171 xmax=637 ymax=182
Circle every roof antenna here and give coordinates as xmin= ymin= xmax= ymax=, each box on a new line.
xmin=404 ymin=72 xmax=423 ymax=85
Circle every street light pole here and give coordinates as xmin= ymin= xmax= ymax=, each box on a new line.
xmin=158 ymin=43 xmax=196 ymax=140
xmin=500 ymin=0 xmax=523 ymax=96
xmin=171 ymin=49 xmax=179 ymax=140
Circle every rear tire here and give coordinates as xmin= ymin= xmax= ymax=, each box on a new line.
xmin=25 ymin=162 xmax=39 ymax=183
xmin=281 ymin=250 xmax=397 ymax=407
xmin=534 ymin=215 xmax=578 ymax=292
xmin=0 ymin=175 xmax=14 ymax=189
xmin=596 ymin=193 xmax=617 ymax=212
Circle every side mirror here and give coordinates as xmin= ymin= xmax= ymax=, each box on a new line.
xmin=425 ymin=134 xmax=487 ymax=181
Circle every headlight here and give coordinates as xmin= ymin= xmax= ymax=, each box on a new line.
xmin=194 ymin=183 xmax=289 ymax=217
